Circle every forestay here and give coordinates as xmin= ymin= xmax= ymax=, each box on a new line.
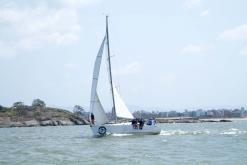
xmin=90 ymin=36 xmax=108 ymax=125
xmin=113 ymin=87 xmax=134 ymax=119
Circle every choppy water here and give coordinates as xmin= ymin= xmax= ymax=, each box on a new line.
xmin=1 ymin=121 xmax=247 ymax=165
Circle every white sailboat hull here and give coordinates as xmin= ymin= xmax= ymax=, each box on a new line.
xmin=90 ymin=123 xmax=161 ymax=136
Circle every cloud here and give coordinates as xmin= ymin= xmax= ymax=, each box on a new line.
xmin=183 ymin=0 xmax=201 ymax=10
xmin=240 ymin=45 xmax=247 ymax=56
xmin=217 ymin=24 xmax=247 ymax=41
xmin=61 ymin=0 xmax=98 ymax=8
xmin=0 ymin=41 xmax=17 ymax=59
xmin=200 ymin=9 xmax=209 ymax=16
xmin=159 ymin=73 xmax=176 ymax=86
xmin=181 ymin=44 xmax=210 ymax=54
xmin=113 ymin=62 xmax=142 ymax=76
xmin=0 ymin=0 xmax=99 ymax=59
xmin=64 ymin=63 xmax=79 ymax=69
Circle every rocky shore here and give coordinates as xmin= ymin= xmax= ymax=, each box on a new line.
xmin=0 ymin=105 xmax=89 ymax=128
xmin=0 ymin=116 xmax=89 ymax=128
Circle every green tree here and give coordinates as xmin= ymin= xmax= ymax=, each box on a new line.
xmin=12 ymin=102 xmax=25 ymax=108
xmin=73 ymin=105 xmax=85 ymax=117
xmin=12 ymin=101 xmax=26 ymax=117
xmin=32 ymin=99 xmax=46 ymax=109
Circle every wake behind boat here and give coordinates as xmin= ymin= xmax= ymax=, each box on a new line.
xmin=89 ymin=16 xmax=161 ymax=136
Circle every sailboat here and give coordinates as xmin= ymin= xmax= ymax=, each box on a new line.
xmin=89 ymin=16 xmax=161 ymax=136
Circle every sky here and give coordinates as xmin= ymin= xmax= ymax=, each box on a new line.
xmin=0 ymin=0 xmax=247 ymax=111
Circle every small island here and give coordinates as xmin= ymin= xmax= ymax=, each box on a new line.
xmin=0 ymin=99 xmax=89 ymax=128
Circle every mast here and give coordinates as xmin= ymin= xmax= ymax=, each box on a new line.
xmin=106 ymin=16 xmax=117 ymax=123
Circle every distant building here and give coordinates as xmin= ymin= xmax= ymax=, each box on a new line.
xmin=131 ymin=107 xmax=247 ymax=119
xmin=240 ymin=107 xmax=245 ymax=117
xmin=194 ymin=109 xmax=206 ymax=117
xmin=183 ymin=109 xmax=190 ymax=117
xmin=206 ymin=111 xmax=214 ymax=117
xmin=232 ymin=109 xmax=244 ymax=118
xmin=191 ymin=111 xmax=197 ymax=117
xmin=168 ymin=111 xmax=177 ymax=117
xmin=223 ymin=110 xmax=232 ymax=118
xmin=158 ymin=112 xmax=168 ymax=118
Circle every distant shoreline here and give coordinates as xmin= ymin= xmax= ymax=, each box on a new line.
xmin=2 ymin=102 xmax=247 ymax=128
xmin=201 ymin=117 xmax=247 ymax=121
xmin=156 ymin=117 xmax=247 ymax=123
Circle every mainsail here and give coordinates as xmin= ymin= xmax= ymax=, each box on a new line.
xmin=90 ymin=36 xmax=108 ymax=125
xmin=113 ymin=87 xmax=134 ymax=119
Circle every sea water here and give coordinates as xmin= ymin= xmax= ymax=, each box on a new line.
xmin=1 ymin=121 xmax=247 ymax=165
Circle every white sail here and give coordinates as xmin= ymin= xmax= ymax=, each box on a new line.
xmin=90 ymin=36 xmax=108 ymax=125
xmin=113 ymin=87 xmax=134 ymax=119
xmin=92 ymin=93 xmax=108 ymax=125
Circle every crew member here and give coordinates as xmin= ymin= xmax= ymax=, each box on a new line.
xmin=131 ymin=118 xmax=137 ymax=129
xmin=90 ymin=113 xmax=95 ymax=125
xmin=139 ymin=118 xmax=144 ymax=129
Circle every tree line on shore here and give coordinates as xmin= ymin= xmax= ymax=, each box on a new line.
xmin=1 ymin=99 xmax=246 ymax=124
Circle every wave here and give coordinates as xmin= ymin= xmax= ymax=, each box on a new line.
xmin=111 ymin=133 xmax=133 ymax=137
xmin=220 ymin=128 xmax=247 ymax=135
xmin=159 ymin=129 xmax=210 ymax=136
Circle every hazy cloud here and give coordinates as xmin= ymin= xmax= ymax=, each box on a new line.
xmin=0 ymin=41 xmax=17 ymax=59
xmin=181 ymin=44 xmax=210 ymax=54
xmin=0 ymin=0 xmax=99 ymax=59
xmin=200 ymin=9 xmax=209 ymax=16
xmin=183 ymin=0 xmax=201 ymax=10
xmin=240 ymin=45 xmax=247 ymax=56
xmin=64 ymin=63 xmax=79 ymax=70
xmin=61 ymin=0 xmax=99 ymax=8
xmin=159 ymin=73 xmax=176 ymax=86
xmin=217 ymin=24 xmax=247 ymax=41
xmin=113 ymin=62 xmax=142 ymax=76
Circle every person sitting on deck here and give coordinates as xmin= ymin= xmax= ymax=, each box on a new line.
xmin=90 ymin=113 xmax=95 ymax=125
xmin=147 ymin=118 xmax=156 ymax=126
xmin=147 ymin=118 xmax=152 ymax=125
xmin=152 ymin=118 xmax=156 ymax=125
xmin=131 ymin=118 xmax=138 ymax=129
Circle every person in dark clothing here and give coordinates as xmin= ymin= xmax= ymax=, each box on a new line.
xmin=131 ymin=118 xmax=137 ymax=129
xmin=90 ymin=113 xmax=95 ymax=125
xmin=147 ymin=118 xmax=152 ymax=125
xmin=139 ymin=118 xmax=144 ymax=129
